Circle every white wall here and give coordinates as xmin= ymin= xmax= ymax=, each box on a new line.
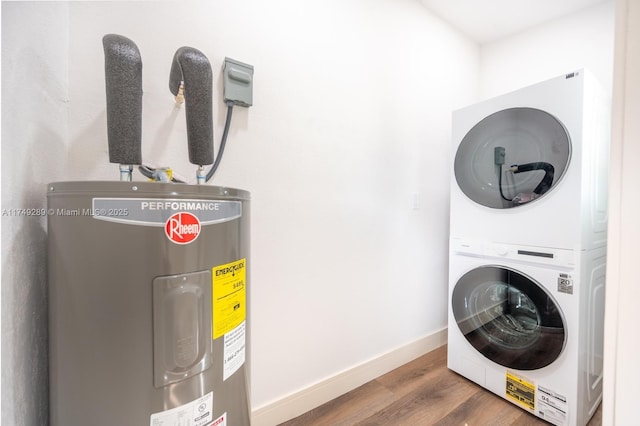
xmin=603 ymin=0 xmax=640 ymax=423
xmin=1 ymin=2 xmax=70 ymax=424
xmin=479 ymin=1 xmax=615 ymax=99
xmin=2 ymin=0 xmax=478 ymax=424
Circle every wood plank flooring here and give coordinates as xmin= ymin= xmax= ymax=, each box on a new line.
xmin=279 ymin=345 xmax=602 ymax=426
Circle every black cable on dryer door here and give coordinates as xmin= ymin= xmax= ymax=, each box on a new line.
xmin=499 ymin=166 xmax=513 ymax=202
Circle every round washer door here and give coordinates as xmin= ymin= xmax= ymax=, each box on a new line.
xmin=454 ymin=107 xmax=571 ymax=209
xmin=452 ymin=265 xmax=566 ymax=370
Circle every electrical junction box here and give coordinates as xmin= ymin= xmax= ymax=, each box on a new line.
xmin=223 ymin=57 xmax=254 ymax=107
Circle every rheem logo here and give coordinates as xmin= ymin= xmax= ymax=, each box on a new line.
xmin=165 ymin=212 xmax=201 ymax=244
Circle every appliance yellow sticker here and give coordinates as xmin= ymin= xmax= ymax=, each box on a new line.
xmin=506 ymin=372 xmax=535 ymax=411
xmin=212 ymin=259 xmax=246 ymax=339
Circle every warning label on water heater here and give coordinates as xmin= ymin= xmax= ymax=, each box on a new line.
xmin=224 ymin=321 xmax=246 ymax=381
xmin=150 ymin=392 xmax=213 ymax=426
xmin=212 ymin=259 xmax=246 ymax=339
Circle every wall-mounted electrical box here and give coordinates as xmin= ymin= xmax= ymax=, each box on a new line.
xmin=223 ymin=58 xmax=254 ymax=107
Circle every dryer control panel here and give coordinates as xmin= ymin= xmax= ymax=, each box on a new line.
xmin=450 ymin=237 xmax=578 ymax=268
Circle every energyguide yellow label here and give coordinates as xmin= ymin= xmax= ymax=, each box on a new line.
xmin=212 ymin=258 xmax=246 ymax=339
xmin=506 ymin=372 xmax=535 ymax=411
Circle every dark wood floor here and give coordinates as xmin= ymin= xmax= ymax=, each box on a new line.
xmin=280 ymin=345 xmax=602 ymax=425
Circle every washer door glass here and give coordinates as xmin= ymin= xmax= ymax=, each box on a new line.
xmin=452 ymin=266 xmax=566 ymax=370
xmin=454 ymin=108 xmax=571 ymax=209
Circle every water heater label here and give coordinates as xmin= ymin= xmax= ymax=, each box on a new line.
xmin=223 ymin=321 xmax=246 ymax=381
xmin=150 ymin=392 xmax=213 ymax=426
xmin=212 ymin=259 xmax=247 ymax=339
xmin=212 ymin=413 xmax=227 ymax=426
xmin=91 ymin=198 xmax=241 ymax=226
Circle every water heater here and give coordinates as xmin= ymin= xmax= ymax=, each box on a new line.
xmin=47 ymin=181 xmax=250 ymax=425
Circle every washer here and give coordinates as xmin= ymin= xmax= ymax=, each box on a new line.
xmin=447 ymin=238 xmax=605 ymax=426
xmin=450 ymin=70 xmax=610 ymax=251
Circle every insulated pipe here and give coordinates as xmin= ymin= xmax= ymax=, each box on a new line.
xmin=102 ymin=34 xmax=143 ymax=180
xmin=169 ymin=47 xmax=214 ymax=167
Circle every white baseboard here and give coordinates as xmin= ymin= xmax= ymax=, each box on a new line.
xmin=251 ymin=327 xmax=448 ymax=426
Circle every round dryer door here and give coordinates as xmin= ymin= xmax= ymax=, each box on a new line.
xmin=452 ymin=266 xmax=566 ymax=370
xmin=454 ymin=107 xmax=571 ymax=209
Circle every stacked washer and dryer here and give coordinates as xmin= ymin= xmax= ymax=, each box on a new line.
xmin=447 ymin=70 xmax=610 ymax=426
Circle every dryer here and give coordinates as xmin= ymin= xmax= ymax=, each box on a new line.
xmin=447 ymin=238 xmax=605 ymax=426
xmin=450 ymin=70 xmax=610 ymax=251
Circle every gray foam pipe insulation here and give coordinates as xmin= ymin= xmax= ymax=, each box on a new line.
xmin=102 ymin=34 xmax=143 ymax=165
xmin=169 ymin=46 xmax=214 ymax=166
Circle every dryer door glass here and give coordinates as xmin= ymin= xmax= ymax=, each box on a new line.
xmin=454 ymin=108 xmax=570 ymax=209
xmin=452 ymin=266 xmax=565 ymax=370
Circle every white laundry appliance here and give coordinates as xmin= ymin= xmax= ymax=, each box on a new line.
xmin=447 ymin=238 xmax=605 ymax=426
xmin=450 ymin=70 xmax=610 ymax=251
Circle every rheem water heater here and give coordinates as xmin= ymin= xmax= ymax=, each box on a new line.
xmin=48 ymin=181 xmax=250 ymax=425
